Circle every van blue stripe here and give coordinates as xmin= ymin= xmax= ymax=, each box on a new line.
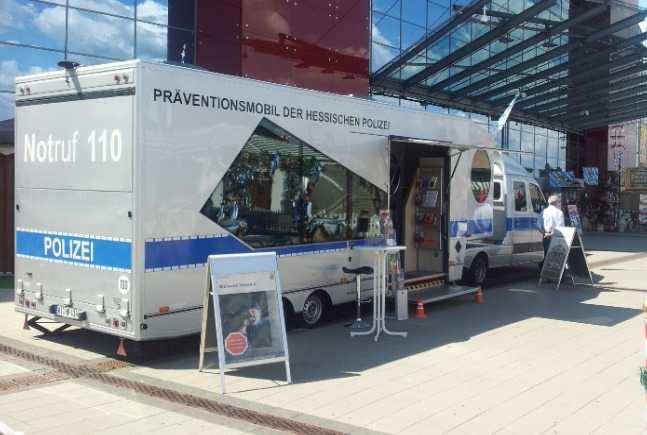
xmin=449 ymin=219 xmax=493 ymax=238
xmin=16 ymin=230 xmax=131 ymax=271
xmin=506 ymin=217 xmax=539 ymax=231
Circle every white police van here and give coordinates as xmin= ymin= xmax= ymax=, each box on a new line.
xmin=463 ymin=152 xmax=546 ymax=286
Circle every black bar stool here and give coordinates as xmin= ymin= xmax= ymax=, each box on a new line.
xmin=342 ymin=266 xmax=373 ymax=329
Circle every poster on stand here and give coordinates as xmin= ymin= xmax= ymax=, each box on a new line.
xmin=639 ymin=194 xmax=647 ymax=225
xmin=567 ymin=204 xmax=583 ymax=235
xmin=198 ymin=252 xmax=291 ymax=394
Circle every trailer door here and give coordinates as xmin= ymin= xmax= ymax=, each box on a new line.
xmin=15 ymin=71 xmax=136 ymax=335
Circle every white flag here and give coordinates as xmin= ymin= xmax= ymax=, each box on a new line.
xmin=497 ymin=90 xmax=520 ymax=131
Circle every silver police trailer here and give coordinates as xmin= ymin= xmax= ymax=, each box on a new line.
xmin=14 ymin=60 xmax=495 ymax=346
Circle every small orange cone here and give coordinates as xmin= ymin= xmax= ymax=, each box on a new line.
xmin=475 ymin=287 xmax=484 ymax=304
xmin=116 ymin=338 xmax=128 ymax=357
xmin=415 ymin=300 xmax=426 ymax=319
xmin=22 ymin=314 xmax=30 ymax=330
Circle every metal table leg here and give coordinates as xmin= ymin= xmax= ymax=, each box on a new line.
xmin=379 ymin=251 xmax=407 ymax=339
xmin=351 ymin=253 xmax=379 ymax=338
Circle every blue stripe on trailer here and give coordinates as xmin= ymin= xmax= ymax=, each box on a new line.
xmin=16 ymin=230 xmax=132 ymax=271
xmin=144 ymin=236 xmax=384 ymax=271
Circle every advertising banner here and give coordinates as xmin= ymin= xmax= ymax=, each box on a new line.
xmin=567 ymin=204 xmax=583 ymax=235
xmin=625 ymin=168 xmax=647 ymax=191
xmin=198 ymin=252 xmax=291 ymax=394
xmin=640 ymin=194 xmax=647 ymax=225
xmin=582 ymin=167 xmax=599 ymax=186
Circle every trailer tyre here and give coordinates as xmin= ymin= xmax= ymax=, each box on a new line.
xmin=467 ymin=254 xmax=488 ymax=286
xmin=302 ymin=293 xmax=327 ymax=328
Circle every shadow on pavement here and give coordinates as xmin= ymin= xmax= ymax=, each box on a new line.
xmin=3 ymin=265 xmax=641 ymax=386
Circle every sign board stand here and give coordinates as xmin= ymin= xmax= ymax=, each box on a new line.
xmin=198 ymin=252 xmax=291 ymax=394
xmin=539 ymin=227 xmax=592 ymax=290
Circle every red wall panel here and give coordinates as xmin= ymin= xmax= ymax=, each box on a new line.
xmin=197 ymin=0 xmax=242 ymax=76
xmin=196 ymin=0 xmax=370 ymax=96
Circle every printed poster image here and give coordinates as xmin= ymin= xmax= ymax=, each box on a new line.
xmin=423 ymin=190 xmax=438 ymax=208
xmin=217 ymin=273 xmax=284 ymax=364
xmin=221 ymin=291 xmax=272 ymax=349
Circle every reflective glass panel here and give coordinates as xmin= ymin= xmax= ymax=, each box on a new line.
xmin=0 ymin=2 xmax=66 ymax=50
xmin=373 ymin=0 xmax=401 ymax=19
xmin=402 ymin=23 xmax=425 ymax=48
xmin=373 ymin=12 xmax=401 ymax=49
xmin=70 ymin=0 xmax=135 ymax=17
xmin=68 ymin=9 xmax=134 ymax=59
xmin=427 ymin=1 xmax=450 ymax=28
xmin=0 ymin=45 xmax=61 ymax=120
xmin=372 ymin=43 xmax=399 ymax=72
xmin=136 ymin=21 xmax=167 ymax=61
xmin=402 ymin=0 xmax=426 ymax=27
xmin=136 ymin=0 xmax=169 ymax=25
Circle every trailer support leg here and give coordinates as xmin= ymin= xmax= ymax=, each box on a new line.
xmin=52 ymin=324 xmax=72 ymax=334
xmin=22 ymin=314 xmax=30 ymax=331
xmin=25 ymin=317 xmax=54 ymax=335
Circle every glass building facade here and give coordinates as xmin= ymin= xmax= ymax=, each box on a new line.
xmin=0 ymin=0 xmax=195 ymax=120
xmin=370 ymin=0 xmax=568 ymax=174
xmin=1 ymin=0 xmax=567 ymax=173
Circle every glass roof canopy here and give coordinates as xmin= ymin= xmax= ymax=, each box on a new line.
xmin=370 ymin=0 xmax=647 ymax=132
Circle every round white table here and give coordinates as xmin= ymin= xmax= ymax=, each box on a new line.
xmin=350 ymin=244 xmax=407 ymax=342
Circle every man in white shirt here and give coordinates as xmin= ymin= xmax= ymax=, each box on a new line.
xmin=539 ymin=194 xmax=565 ymax=256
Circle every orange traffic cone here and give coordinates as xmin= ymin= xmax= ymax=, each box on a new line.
xmin=415 ymin=300 xmax=426 ymax=319
xmin=116 ymin=338 xmax=128 ymax=357
xmin=475 ymin=287 xmax=484 ymax=304
xmin=22 ymin=314 xmax=30 ymax=330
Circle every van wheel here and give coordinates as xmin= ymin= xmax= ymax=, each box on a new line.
xmin=468 ymin=255 xmax=488 ymax=286
xmin=302 ymin=293 xmax=326 ymax=328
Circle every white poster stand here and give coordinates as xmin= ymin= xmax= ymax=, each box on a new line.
xmin=198 ymin=252 xmax=291 ymax=394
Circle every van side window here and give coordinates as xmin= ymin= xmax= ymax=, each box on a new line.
xmin=529 ymin=184 xmax=546 ymax=214
xmin=513 ymin=181 xmax=527 ymax=212
xmin=493 ymin=181 xmax=502 ymax=201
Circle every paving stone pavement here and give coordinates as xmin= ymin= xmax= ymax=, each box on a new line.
xmin=0 ymin=363 xmax=284 ymax=435
xmin=0 ymin=232 xmax=645 ymax=434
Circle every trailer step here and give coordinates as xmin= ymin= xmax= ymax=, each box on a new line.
xmin=403 ymin=277 xmax=446 ymax=292
xmin=403 ymin=272 xmax=447 ymax=292
xmin=408 ymin=284 xmax=480 ymax=304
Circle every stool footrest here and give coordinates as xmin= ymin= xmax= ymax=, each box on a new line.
xmin=343 ymin=266 xmax=374 ymax=275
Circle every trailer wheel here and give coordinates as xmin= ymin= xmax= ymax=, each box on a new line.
xmin=302 ymin=292 xmax=327 ymax=328
xmin=467 ymin=254 xmax=488 ymax=286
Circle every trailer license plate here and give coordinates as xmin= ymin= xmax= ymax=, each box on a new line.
xmin=51 ymin=305 xmax=86 ymax=321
